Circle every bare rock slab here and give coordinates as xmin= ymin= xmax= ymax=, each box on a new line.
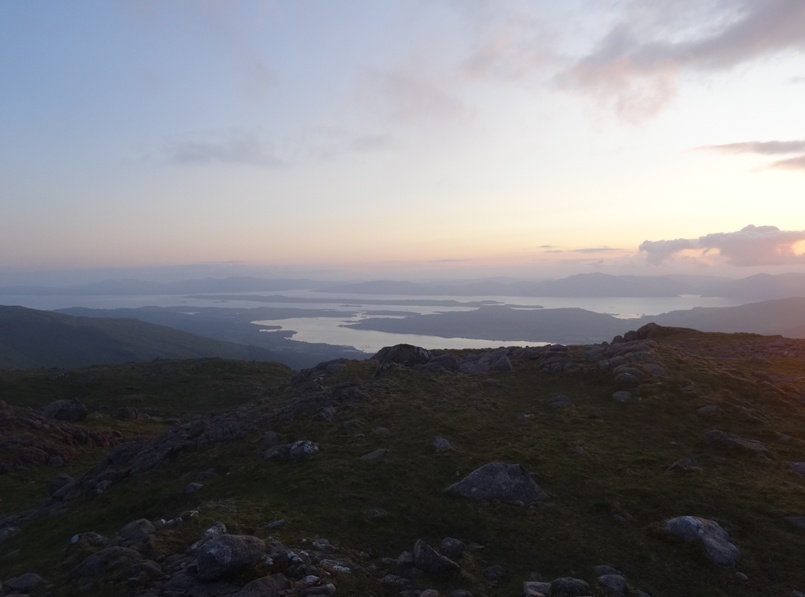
xmin=664 ymin=516 xmax=740 ymax=567
xmin=444 ymin=462 xmax=548 ymax=506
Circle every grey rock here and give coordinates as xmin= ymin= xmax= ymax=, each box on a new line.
xmin=431 ymin=436 xmax=452 ymax=451
xmin=367 ymin=508 xmax=389 ymax=520
xmin=412 ymin=539 xmax=460 ymax=574
xmin=483 ymin=564 xmax=507 ymax=583
xmin=70 ymin=546 xmax=143 ymax=579
xmin=5 ymin=572 xmax=44 ymax=592
xmin=664 ymin=516 xmax=740 ymax=567
xmin=697 ymin=405 xmax=721 ymax=417
xmin=702 ymin=430 xmax=767 ymax=455
xmin=597 ymin=573 xmax=628 ymax=596
xmin=44 ymin=399 xmax=88 ymax=422
xmin=550 ymin=576 xmax=590 ymax=596
xmin=444 ymin=462 xmax=549 ymax=506
xmin=265 ymin=440 xmax=319 ymax=461
xmin=46 ymin=473 xmax=75 ymax=497
xmin=359 ymin=448 xmax=388 ymax=461
xmin=117 ymin=518 xmax=156 ymax=545
xmin=396 ymin=550 xmax=415 ymax=575
xmin=261 ymin=431 xmax=281 ymax=449
xmin=592 ymin=565 xmax=622 ymax=576
xmin=196 ymin=534 xmax=266 ymax=581
xmin=438 ymin=537 xmax=465 ymax=559
xmin=523 ymin=580 xmax=552 ymax=596
xmin=790 ymin=462 xmax=805 ymax=475
xmin=373 ymin=344 xmax=431 ymax=366
xmin=185 ymin=482 xmax=204 ymax=494
xmin=612 ymin=391 xmax=631 ymax=403
xmin=784 ymin=516 xmax=805 ymax=531
xmin=425 ymin=354 xmax=461 ymax=371
xmin=234 ymin=574 xmax=289 ymax=597
xmin=372 ymin=426 xmax=391 ymax=437
xmin=126 ymin=560 xmax=163 ymax=582
xmin=547 ymin=394 xmax=572 ymax=409
xmin=265 ymin=518 xmax=286 ymax=530
xmin=116 ymin=406 xmax=140 ymax=420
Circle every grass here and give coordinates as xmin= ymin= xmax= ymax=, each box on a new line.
xmin=1 ymin=332 xmax=805 ymax=595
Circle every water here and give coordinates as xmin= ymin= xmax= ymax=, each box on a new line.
xmin=1 ymin=290 xmax=744 ymax=352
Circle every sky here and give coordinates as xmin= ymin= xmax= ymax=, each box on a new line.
xmin=2 ymin=0 xmax=805 ymax=283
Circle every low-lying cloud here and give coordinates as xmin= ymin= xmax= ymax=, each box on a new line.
xmin=697 ymin=139 xmax=805 ymax=170
xmin=640 ymin=225 xmax=805 ymax=266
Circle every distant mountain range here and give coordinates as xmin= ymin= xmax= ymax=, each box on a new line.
xmin=3 ymin=272 xmax=805 ymax=300
xmin=0 ymin=306 xmax=278 ymax=369
xmin=0 ymin=276 xmax=326 ymax=296
xmin=315 ymin=272 xmax=805 ymax=300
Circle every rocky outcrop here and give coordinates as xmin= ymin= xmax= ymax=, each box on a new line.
xmin=0 ymin=404 xmax=118 ymax=474
xmin=444 ymin=462 xmax=548 ymax=506
xmin=373 ymin=344 xmax=432 ymax=367
xmin=664 ymin=516 xmax=741 ymax=567
xmin=44 ymin=399 xmax=89 ymax=422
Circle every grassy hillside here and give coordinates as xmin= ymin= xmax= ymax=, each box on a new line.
xmin=0 ymin=305 xmax=277 ymax=369
xmin=1 ymin=327 xmax=804 ymax=596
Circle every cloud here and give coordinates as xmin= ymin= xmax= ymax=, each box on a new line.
xmin=165 ymin=131 xmax=281 ymax=166
xmin=698 ymin=140 xmax=805 ymax=154
xmin=771 ymin=154 xmax=805 ymax=170
xmin=367 ymin=60 xmax=470 ymax=122
xmin=570 ymin=247 xmax=622 ymax=254
xmin=696 ymin=139 xmax=805 ymax=171
xmin=560 ymin=0 xmax=805 ymax=121
xmin=639 ymin=238 xmax=700 ymax=265
xmin=640 ymin=225 xmax=805 ymax=266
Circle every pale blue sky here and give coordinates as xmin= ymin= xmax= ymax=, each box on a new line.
xmin=2 ymin=0 xmax=804 ymax=281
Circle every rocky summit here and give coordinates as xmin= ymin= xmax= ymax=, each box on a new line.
xmin=1 ymin=324 xmax=805 ymax=596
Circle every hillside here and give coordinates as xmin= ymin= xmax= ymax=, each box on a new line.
xmin=1 ymin=325 xmax=804 ymax=596
xmin=0 ymin=305 xmax=276 ymax=369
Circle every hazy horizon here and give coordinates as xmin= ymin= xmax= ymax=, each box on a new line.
xmin=2 ymin=2 xmax=804 ymax=281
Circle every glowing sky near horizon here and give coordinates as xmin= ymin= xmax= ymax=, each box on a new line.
xmin=1 ymin=0 xmax=804 ymax=280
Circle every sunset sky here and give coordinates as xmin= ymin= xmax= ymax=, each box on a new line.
xmin=2 ymin=0 xmax=804 ymax=282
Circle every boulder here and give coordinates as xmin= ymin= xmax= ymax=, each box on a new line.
xmin=70 ymin=546 xmax=143 ymax=579
xmin=373 ymin=344 xmax=431 ymax=367
xmin=116 ymin=406 xmax=140 ymax=420
xmin=550 ymin=576 xmax=590 ymax=596
xmin=597 ymin=573 xmax=628 ymax=596
xmin=438 ymin=537 xmax=465 ymax=559
xmin=431 ymin=436 xmax=452 ymax=451
xmin=612 ymin=391 xmax=631 ymax=403
xmin=444 ymin=462 xmax=548 ymax=506
xmin=664 ymin=516 xmax=740 ymax=567
xmin=196 ymin=534 xmax=266 ymax=581
xmin=5 ymin=572 xmax=44 ymax=593
xmin=44 ymin=399 xmax=88 ymax=422
xmin=702 ymin=430 xmax=767 ymax=455
xmin=265 ymin=440 xmax=319 ymax=461
xmin=117 ymin=518 xmax=156 ymax=546
xmin=547 ymin=395 xmax=572 ymax=409
xmin=412 ymin=540 xmax=460 ymax=574
xmin=235 ymin=573 xmax=290 ymax=597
